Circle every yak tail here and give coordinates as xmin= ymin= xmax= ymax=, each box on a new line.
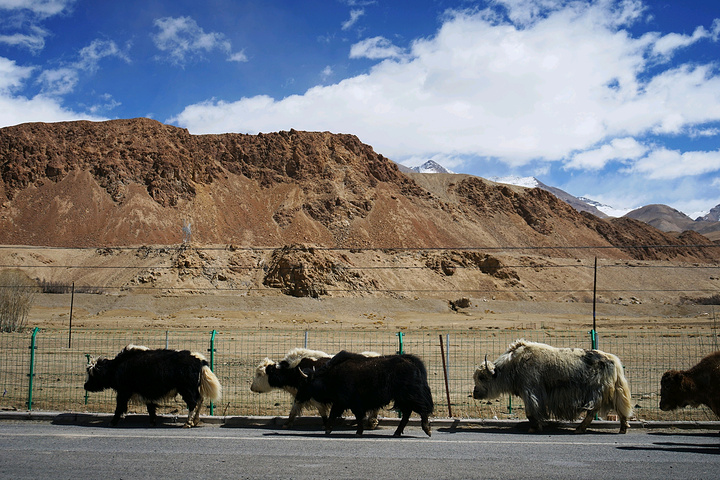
xmin=609 ymin=355 xmax=633 ymax=419
xmin=199 ymin=365 xmax=222 ymax=402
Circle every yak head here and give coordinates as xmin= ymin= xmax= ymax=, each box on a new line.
xmin=250 ymin=358 xmax=276 ymax=393
xmin=472 ymin=355 xmax=498 ymax=400
xmin=659 ymin=370 xmax=690 ymax=411
xmin=84 ymin=356 xmax=112 ymax=392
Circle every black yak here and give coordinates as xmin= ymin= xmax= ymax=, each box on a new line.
xmin=251 ymin=348 xmax=380 ymax=429
xmin=295 ymin=350 xmax=433 ymax=437
xmin=84 ymin=344 xmax=222 ymax=428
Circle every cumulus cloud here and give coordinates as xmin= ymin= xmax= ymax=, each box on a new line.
xmin=651 ymin=26 xmax=714 ymax=59
xmin=0 ymin=56 xmax=103 ymax=127
xmin=152 ymin=16 xmax=247 ymax=66
xmin=628 ymin=148 xmax=720 ymax=180
xmin=0 ymin=56 xmax=34 ymax=91
xmin=567 ymin=138 xmax=648 ymax=170
xmin=170 ymin=0 xmax=720 ymax=193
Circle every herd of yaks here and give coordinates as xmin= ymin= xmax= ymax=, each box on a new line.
xmin=84 ymin=339 xmax=720 ymax=436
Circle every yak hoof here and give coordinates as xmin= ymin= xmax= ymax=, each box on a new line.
xmin=368 ymin=418 xmax=379 ymax=430
xmin=422 ymin=424 xmax=432 ymax=437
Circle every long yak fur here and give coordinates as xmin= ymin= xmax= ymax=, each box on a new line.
xmin=473 ymin=339 xmax=632 ymax=433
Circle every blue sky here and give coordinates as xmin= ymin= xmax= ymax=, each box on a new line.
xmin=1 ymin=0 xmax=719 ymax=218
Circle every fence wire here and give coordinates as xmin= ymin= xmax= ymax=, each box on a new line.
xmin=1 ymin=327 xmax=718 ymax=423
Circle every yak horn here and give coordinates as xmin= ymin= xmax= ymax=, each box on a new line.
xmin=299 ymin=368 xmax=308 ymax=378
xmin=484 ymin=354 xmax=489 ymax=370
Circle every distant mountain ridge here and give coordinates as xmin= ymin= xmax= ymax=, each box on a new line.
xmin=477 ymin=174 xmax=720 ymax=242
xmin=0 ymin=118 xmax=716 ymax=254
xmin=625 ymin=205 xmax=720 ymax=241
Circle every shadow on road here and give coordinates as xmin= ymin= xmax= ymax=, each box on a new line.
xmin=618 ymin=441 xmax=720 ymax=455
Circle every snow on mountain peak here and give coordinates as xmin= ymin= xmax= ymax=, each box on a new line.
xmin=488 ymin=176 xmax=539 ymax=189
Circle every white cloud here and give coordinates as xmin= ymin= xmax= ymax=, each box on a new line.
xmin=37 ymin=67 xmax=77 ymax=95
xmin=76 ymin=39 xmax=130 ymax=71
xmin=349 ymin=36 xmax=406 ymax=60
xmin=567 ymin=137 xmax=648 ymax=170
xmin=342 ymin=9 xmax=364 ymax=31
xmin=171 ymin=1 xmax=720 ymax=181
xmin=651 ymin=26 xmax=712 ymax=59
xmin=0 ymin=56 xmax=103 ymax=127
xmin=0 ymin=56 xmax=34 ymax=91
xmin=321 ymin=65 xmax=333 ymax=80
xmin=628 ymin=148 xmax=720 ymax=180
xmin=0 ymin=26 xmax=48 ymax=51
xmin=0 ymin=1 xmax=72 ymax=54
xmin=34 ymin=39 xmax=129 ymax=96
xmin=152 ymin=16 xmax=247 ymax=66
xmin=0 ymin=0 xmax=75 ymax=17
xmin=227 ymin=51 xmax=248 ymax=63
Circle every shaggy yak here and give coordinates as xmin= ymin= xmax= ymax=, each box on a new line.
xmin=472 ymin=339 xmax=632 ymax=433
xmin=84 ymin=344 xmax=222 ymax=428
xmin=660 ymin=351 xmax=720 ymax=418
xmin=251 ymin=348 xmax=380 ymax=429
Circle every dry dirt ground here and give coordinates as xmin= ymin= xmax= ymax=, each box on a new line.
xmin=8 ymin=243 xmax=718 ymax=333
xmin=27 ymin=292 xmax=719 ymax=333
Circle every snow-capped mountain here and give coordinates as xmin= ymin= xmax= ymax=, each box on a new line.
xmin=490 ymin=176 xmax=608 ymax=218
xmin=578 ymin=197 xmax=633 ymax=218
xmin=402 ymin=165 xmax=720 ymax=240
xmin=407 ymin=160 xmax=455 ymax=174
xmin=488 ymin=175 xmax=539 ymax=189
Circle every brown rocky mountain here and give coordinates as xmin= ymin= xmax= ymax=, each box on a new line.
xmin=0 ymin=118 xmax=716 ymax=259
xmin=625 ymin=204 xmax=720 ymax=242
xmin=0 ymin=118 xmax=718 ymax=301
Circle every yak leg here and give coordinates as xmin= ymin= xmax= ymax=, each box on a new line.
xmin=527 ymin=416 xmax=543 ymax=433
xmin=317 ymin=403 xmax=330 ymax=429
xmin=352 ymin=409 xmax=367 ymax=436
xmin=146 ymin=403 xmax=158 ymax=426
xmin=284 ymin=399 xmax=305 ymax=428
xmin=111 ymin=392 xmax=131 ymax=426
xmin=393 ymin=409 xmax=411 ymax=437
xmin=179 ymin=389 xmax=199 ymax=428
xmin=575 ymin=410 xmax=595 ymax=433
xmin=191 ymin=398 xmax=204 ymax=426
xmin=618 ymin=412 xmax=629 ymax=434
xmin=421 ymin=413 xmax=432 ymax=437
xmin=325 ymin=404 xmax=345 ymax=435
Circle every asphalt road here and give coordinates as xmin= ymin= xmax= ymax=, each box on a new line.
xmin=1 ymin=419 xmax=718 ymax=479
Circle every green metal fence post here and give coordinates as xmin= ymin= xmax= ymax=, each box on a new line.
xmin=27 ymin=327 xmax=39 ymax=411
xmin=209 ymin=329 xmax=217 ymax=416
xmin=590 ymin=329 xmax=597 ymax=350
xmin=396 ymin=331 xmax=404 ymax=355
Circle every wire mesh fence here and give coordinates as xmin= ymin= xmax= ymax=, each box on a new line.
xmin=1 ymin=326 xmax=718 ymax=424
